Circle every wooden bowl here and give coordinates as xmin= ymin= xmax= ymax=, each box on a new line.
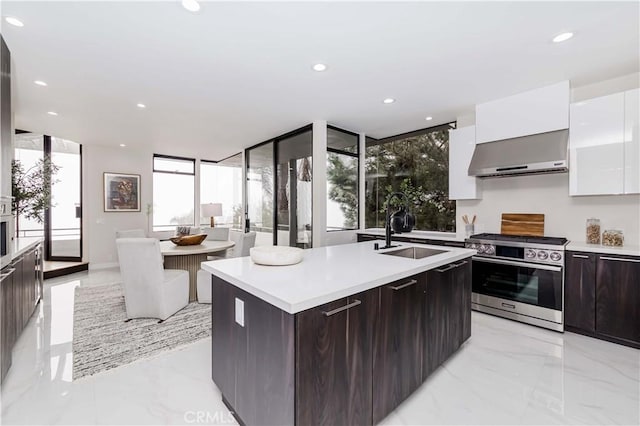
xmin=169 ymin=234 xmax=207 ymax=246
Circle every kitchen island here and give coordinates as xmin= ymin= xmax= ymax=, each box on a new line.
xmin=202 ymin=241 xmax=475 ymax=426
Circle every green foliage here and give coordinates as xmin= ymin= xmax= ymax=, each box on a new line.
xmin=11 ymin=157 xmax=60 ymax=234
xmin=326 ymin=152 xmax=358 ymax=229
xmin=365 ymin=128 xmax=456 ymax=232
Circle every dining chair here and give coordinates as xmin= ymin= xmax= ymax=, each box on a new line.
xmin=116 ymin=238 xmax=189 ymax=320
xmin=203 ymin=227 xmax=230 ymax=241
xmin=196 ymin=231 xmax=256 ymax=303
xmin=115 ymin=229 xmax=146 ymax=238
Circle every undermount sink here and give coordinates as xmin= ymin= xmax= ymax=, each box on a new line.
xmin=381 ymin=246 xmax=448 ymax=259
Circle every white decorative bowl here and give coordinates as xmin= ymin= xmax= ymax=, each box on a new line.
xmin=250 ymin=246 xmax=304 ymax=266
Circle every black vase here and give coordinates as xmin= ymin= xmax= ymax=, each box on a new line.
xmin=390 ymin=207 xmax=415 ymax=233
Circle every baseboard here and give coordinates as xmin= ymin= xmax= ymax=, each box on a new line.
xmin=88 ymin=262 xmax=119 ymax=270
xmin=44 ymin=263 xmax=89 ymax=280
xmin=565 ymin=326 xmax=640 ymax=350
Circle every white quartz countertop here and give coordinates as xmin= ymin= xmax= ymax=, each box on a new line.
xmin=11 ymin=237 xmax=43 ymax=260
xmin=566 ymin=242 xmax=640 ymax=257
xmin=357 ymin=228 xmax=465 ymax=242
xmin=202 ymin=241 xmax=476 ymax=314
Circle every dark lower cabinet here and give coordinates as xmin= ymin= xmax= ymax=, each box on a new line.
xmin=1 ymin=267 xmax=15 ymax=380
xmin=425 ymin=259 xmax=471 ymax=379
xmin=564 ymin=251 xmax=596 ymax=332
xmin=564 ymin=251 xmax=640 ymax=348
xmin=595 ymin=255 xmax=640 ymax=345
xmin=297 ymin=290 xmax=376 ymax=426
xmin=1 ymin=244 xmax=43 ymax=383
xmin=372 ymin=274 xmax=425 ymax=424
xmin=211 ymin=256 xmax=473 ymax=426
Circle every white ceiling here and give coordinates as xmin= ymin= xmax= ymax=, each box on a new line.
xmin=1 ymin=1 xmax=638 ymax=160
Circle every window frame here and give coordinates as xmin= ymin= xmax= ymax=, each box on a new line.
xmin=152 ymin=154 xmax=197 ymax=230
xmin=364 ymin=122 xmax=457 ymax=233
xmin=326 ymin=125 xmax=360 ymax=232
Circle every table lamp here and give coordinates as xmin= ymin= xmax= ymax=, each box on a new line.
xmin=201 ymin=203 xmax=223 ymax=228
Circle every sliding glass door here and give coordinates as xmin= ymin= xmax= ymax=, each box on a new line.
xmin=14 ymin=132 xmax=83 ymax=261
xmin=245 ymin=125 xmax=313 ymax=248
xmin=246 ymin=142 xmax=274 ymax=246
xmin=48 ymin=137 xmax=82 ymax=260
xmin=276 ymin=129 xmax=312 ymax=248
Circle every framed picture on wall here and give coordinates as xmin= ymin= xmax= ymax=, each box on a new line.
xmin=103 ymin=172 xmax=141 ymax=212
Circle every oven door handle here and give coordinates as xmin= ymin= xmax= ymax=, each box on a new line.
xmin=472 ymin=256 xmax=562 ymax=272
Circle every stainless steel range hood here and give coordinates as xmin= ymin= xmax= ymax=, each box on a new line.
xmin=468 ymin=129 xmax=569 ymax=178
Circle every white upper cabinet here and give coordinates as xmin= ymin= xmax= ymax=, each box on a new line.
xmin=476 ymin=81 xmax=570 ymax=144
xmin=624 ymin=88 xmax=639 ymax=194
xmin=449 ymin=126 xmax=481 ymax=200
xmin=569 ymin=92 xmax=625 ymax=195
xmin=569 ymin=89 xmax=639 ymax=196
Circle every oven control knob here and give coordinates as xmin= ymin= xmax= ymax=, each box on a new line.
xmin=537 ymin=250 xmax=549 ymax=260
xmin=477 ymin=244 xmax=486 ymax=254
xmin=484 ymin=245 xmax=495 ymax=255
xmin=550 ymin=251 xmax=562 ymax=262
xmin=525 ymin=249 xmax=537 ymax=259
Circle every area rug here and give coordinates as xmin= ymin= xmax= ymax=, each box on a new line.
xmin=72 ymin=283 xmax=211 ymax=380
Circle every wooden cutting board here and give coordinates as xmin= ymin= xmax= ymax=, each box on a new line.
xmin=500 ymin=213 xmax=545 ymax=237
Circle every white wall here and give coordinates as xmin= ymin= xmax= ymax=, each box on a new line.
xmin=83 ymin=144 xmax=153 ymax=268
xmin=455 ymin=72 xmax=640 ymax=246
xmin=457 ymin=174 xmax=640 ymax=245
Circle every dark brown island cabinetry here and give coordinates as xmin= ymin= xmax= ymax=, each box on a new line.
xmin=211 ymin=256 xmax=473 ymax=426
xmin=564 ymin=251 xmax=640 ymax=348
xmin=0 ymin=244 xmax=44 ymax=383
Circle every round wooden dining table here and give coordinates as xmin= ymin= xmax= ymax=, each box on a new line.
xmin=159 ymin=240 xmax=235 ymax=302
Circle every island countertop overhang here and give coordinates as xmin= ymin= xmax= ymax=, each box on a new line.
xmin=202 ymin=241 xmax=476 ymax=314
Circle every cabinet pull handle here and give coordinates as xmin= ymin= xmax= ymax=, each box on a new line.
xmin=322 ymin=299 xmax=361 ymax=317
xmin=435 ymin=264 xmax=455 ymax=273
xmin=572 ymin=254 xmax=589 ymax=259
xmin=452 ymin=260 xmax=468 ymax=268
xmin=389 ymin=279 xmax=418 ymax=291
xmin=599 ymin=256 xmax=640 ymax=263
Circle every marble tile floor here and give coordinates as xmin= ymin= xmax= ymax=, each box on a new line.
xmin=1 ymin=268 xmax=638 ymax=425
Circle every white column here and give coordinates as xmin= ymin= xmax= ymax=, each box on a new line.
xmin=312 ymin=120 xmax=327 ymax=247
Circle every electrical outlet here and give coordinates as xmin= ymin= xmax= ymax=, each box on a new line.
xmin=235 ymin=298 xmax=244 ymax=327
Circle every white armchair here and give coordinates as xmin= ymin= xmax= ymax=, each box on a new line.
xmin=203 ymin=227 xmax=230 ymax=241
xmin=116 ymin=238 xmax=189 ymax=320
xmin=115 ymin=229 xmax=146 ymax=238
xmin=197 ymin=231 xmax=256 ymax=303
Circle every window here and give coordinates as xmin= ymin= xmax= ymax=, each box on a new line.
xmin=365 ymin=124 xmax=456 ymax=232
xmin=327 ymin=127 xmax=359 ymax=231
xmin=153 ymin=155 xmax=195 ymax=231
xmin=200 ymin=154 xmax=243 ymax=229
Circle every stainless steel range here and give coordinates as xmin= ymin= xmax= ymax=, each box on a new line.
xmin=466 ymin=233 xmax=568 ymax=332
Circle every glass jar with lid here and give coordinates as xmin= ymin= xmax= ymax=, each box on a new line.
xmin=602 ymin=229 xmax=624 ymax=247
xmin=586 ymin=218 xmax=601 ymax=244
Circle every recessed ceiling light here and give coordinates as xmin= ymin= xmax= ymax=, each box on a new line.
xmin=120 ymin=144 xmax=126 ymax=147
xmin=312 ymin=63 xmax=327 ymax=72
xmin=47 ymin=111 xmax=58 ymax=116
xmin=136 ymin=103 xmax=146 ymax=108
xmin=425 ymin=116 xmax=433 ymax=121
xmin=5 ymin=17 xmax=24 ymax=27
xmin=552 ymin=32 xmax=574 ymax=43
xmin=181 ymin=0 xmax=200 ymax=12
xmin=34 ymin=80 xmax=48 ymax=87
xmin=383 ymin=98 xmax=395 ymax=104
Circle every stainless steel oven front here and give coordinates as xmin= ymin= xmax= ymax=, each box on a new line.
xmin=471 ymin=256 xmax=564 ymax=331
